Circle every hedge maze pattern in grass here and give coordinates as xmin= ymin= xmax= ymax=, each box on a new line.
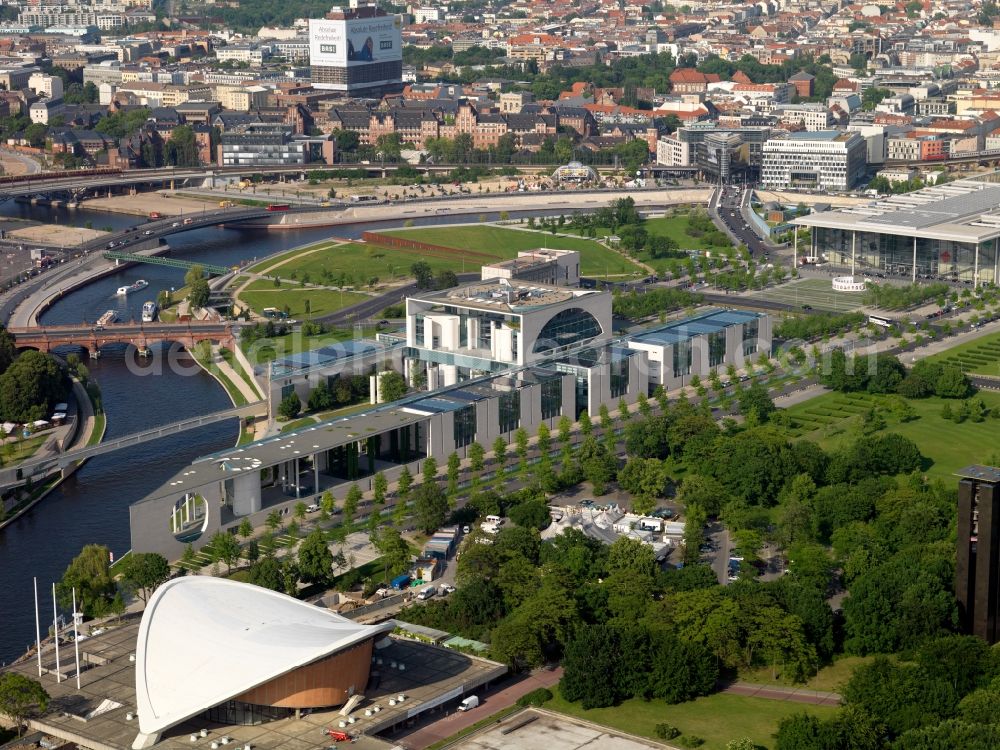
xmin=786 ymin=393 xmax=877 ymax=437
xmin=936 ymin=338 xmax=1000 ymax=376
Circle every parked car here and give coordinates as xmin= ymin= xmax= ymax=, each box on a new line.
xmin=417 ymin=586 xmax=437 ymax=601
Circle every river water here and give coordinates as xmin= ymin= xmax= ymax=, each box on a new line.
xmin=0 ymin=201 xmax=541 ymax=663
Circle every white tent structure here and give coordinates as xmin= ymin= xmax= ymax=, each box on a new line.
xmin=132 ymin=577 xmax=394 ymax=749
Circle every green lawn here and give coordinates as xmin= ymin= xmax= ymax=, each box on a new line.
xmin=239 ymin=286 xmax=370 ymax=319
xmin=643 ymin=214 xmax=720 ymax=252
xmin=783 ymin=390 xmax=1000 ymax=478
xmin=267 ymin=241 xmax=466 ymax=281
xmin=219 ymin=347 xmax=258 ymax=396
xmin=385 ymin=225 xmax=645 ymax=279
xmin=1 ymin=433 xmax=48 ymax=464
xmin=926 ymin=330 xmax=1000 ymax=377
xmin=741 ymin=655 xmax=881 ymax=693
xmin=254 ymin=240 xmax=337 ymax=273
xmin=546 ymin=687 xmax=837 ymax=750
xmin=752 ymin=279 xmax=866 ymax=313
xmin=87 ymin=413 xmax=106 ymax=447
xmin=240 ymin=328 xmax=356 ymax=365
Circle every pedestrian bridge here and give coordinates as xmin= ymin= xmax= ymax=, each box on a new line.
xmin=0 ymin=400 xmax=265 ymax=487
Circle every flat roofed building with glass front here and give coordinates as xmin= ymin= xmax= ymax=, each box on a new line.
xmin=761 ymin=130 xmax=867 ymax=192
xmin=791 ymin=174 xmax=1000 ymax=284
xmin=405 ymin=278 xmax=611 ymax=389
xmin=626 ymin=308 xmax=772 ymax=392
xmin=129 ymin=304 xmax=768 ymax=560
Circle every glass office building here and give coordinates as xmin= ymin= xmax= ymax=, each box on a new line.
xmin=793 ymin=175 xmax=1000 ymax=284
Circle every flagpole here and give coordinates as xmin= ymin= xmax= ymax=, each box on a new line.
xmin=72 ymin=588 xmax=81 ymax=690
xmin=52 ymin=582 xmax=61 ymax=682
xmin=33 ymin=577 xmax=42 ymax=677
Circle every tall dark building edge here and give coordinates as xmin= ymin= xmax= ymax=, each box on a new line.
xmin=956 ymin=465 xmax=1000 ymax=643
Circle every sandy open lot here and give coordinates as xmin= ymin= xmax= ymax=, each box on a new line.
xmin=8 ymin=224 xmax=106 ymax=246
xmin=452 ymin=709 xmax=664 ymax=750
xmin=753 ymin=189 xmax=869 ymax=206
xmin=81 ymin=191 xmax=214 ymax=216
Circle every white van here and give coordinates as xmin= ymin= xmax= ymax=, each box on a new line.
xmin=457 ymin=696 xmax=479 ymax=712
xmin=417 ymin=586 xmax=437 ymax=601
xmin=485 ymin=515 xmax=503 ymax=526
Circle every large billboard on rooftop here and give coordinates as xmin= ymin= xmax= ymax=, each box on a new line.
xmin=308 ymin=16 xmax=402 ymax=68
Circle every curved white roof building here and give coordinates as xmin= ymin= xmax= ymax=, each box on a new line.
xmin=133 ymin=577 xmax=394 ymax=749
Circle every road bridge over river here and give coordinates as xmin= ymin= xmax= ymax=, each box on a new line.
xmin=8 ymin=321 xmax=238 ymax=354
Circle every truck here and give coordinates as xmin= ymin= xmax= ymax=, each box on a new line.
xmin=390 ymin=574 xmax=411 ymax=590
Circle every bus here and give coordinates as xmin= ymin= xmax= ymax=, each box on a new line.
xmin=266 ymin=204 xmax=290 ymax=212
xmin=868 ymin=314 xmax=893 ymax=328
xmin=261 ymin=307 xmax=289 ymax=320
xmin=350 ymin=195 xmax=378 ymax=203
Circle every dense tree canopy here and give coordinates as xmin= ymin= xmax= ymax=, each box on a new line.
xmin=0 ymin=350 xmax=66 ymax=423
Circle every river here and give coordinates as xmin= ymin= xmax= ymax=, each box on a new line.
xmin=0 ymin=201 xmax=550 ymax=664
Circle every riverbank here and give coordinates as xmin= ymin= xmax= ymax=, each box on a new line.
xmin=0 ymin=378 xmax=105 ymax=531
xmin=188 ymin=341 xmax=269 ymax=443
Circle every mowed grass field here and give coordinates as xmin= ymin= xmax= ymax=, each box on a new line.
xmin=751 ymin=278 xmax=866 ymax=313
xmin=545 ymin=687 xmax=837 ymax=750
xmin=265 ymin=241 xmax=475 ymax=281
xmin=643 ymin=214 xmax=721 ymax=252
xmin=925 ymin=330 xmax=1000 ymax=377
xmin=383 ymin=225 xmax=645 ymax=278
xmin=783 ymin=390 xmax=1000 ymax=477
xmin=239 ymin=280 xmax=369 ymax=318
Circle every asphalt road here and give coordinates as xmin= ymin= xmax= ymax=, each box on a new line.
xmin=714 ymin=184 xmax=772 ymax=257
xmin=315 ymin=273 xmax=479 ymax=326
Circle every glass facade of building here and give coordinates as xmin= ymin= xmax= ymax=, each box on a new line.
xmin=672 ymin=340 xmax=692 ymax=378
xmin=533 ymin=308 xmax=603 ymax=353
xmin=814 ymin=227 xmax=999 ymax=282
xmin=708 ymin=331 xmax=727 ymax=367
xmin=554 ymin=362 xmax=589 ymax=418
xmin=742 ymin=320 xmax=759 ymax=357
xmin=610 ymin=356 xmax=629 ymax=398
xmin=541 ymin=376 xmax=563 ymax=420
xmin=454 ymin=404 xmax=476 ymax=448
xmin=498 ymin=391 xmax=520 ymax=433
xmin=204 ymin=700 xmax=291 ymax=726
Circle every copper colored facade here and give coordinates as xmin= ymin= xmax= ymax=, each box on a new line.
xmin=235 ymin=639 xmax=375 ymax=708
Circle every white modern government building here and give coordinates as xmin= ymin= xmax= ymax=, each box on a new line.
xmin=792 ymin=172 xmax=1000 ymax=284
xmin=129 ymin=250 xmax=771 ymax=560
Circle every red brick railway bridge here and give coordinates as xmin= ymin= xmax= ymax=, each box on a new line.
xmin=8 ymin=321 xmax=238 ymax=354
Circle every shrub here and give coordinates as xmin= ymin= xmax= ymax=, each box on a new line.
xmin=655 ymin=724 xmax=681 ymax=740
xmin=516 ymin=687 xmax=553 ymax=707
xmin=677 ymin=736 xmax=705 ymax=748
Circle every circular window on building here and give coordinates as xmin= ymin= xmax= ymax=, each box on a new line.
xmin=533 ymin=308 xmax=603 ymax=353
xmin=170 ymin=493 xmax=208 ymax=543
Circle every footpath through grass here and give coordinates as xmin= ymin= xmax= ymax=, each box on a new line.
xmin=545 ymin=687 xmax=837 ymax=750
xmin=741 ymin=655 xmax=881 ymax=693
xmin=385 ymin=225 xmax=644 ymax=279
